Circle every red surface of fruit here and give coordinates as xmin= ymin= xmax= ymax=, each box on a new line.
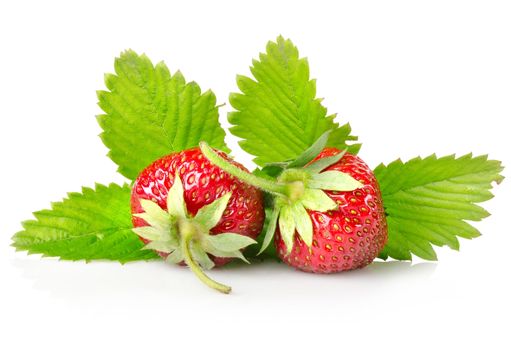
xmin=275 ymin=148 xmax=388 ymax=273
xmin=131 ymin=147 xmax=265 ymax=267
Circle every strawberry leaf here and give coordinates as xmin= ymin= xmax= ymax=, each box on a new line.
xmin=166 ymin=172 xmax=187 ymax=218
xmin=194 ymin=192 xmax=233 ymax=230
xmin=228 ymin=36 xmax=360 ymax=166
xmin=287 ymin=130 xmax=332 ymax=168
xmin=98 ymin=50 xmax=229 ymax=180
xmin=257 ymin=206 xmax=280 ymax=255
xmin=308 ymin=171 xmax=363 ymax=191
xmin=374 ymin=154 xmax=504 ymax=261
xmin=291 ymin=203 xmax=313 ymax=246
xmin=11 ymin=183 xmax=157 ymax=262
xmin=303 ymin=150 xmax=347 ymax=174
xmin=205 ymin=233 xmax=257 ymax=252
xmin=278 ymin=205 xmax=296 ymax=255
xmin=190 ymin=241 xmax=215 ymax=270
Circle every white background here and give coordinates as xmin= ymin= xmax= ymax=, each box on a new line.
xmin=1 ymin=1 xmax=510 ymax=349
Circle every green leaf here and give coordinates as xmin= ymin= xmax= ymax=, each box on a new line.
xmin=228 ymin=36 xmax=360 ymax=166
xmin=291 ymin=203 xmax=313 ymax=246
xmin=206 ymin=233 xmax=257 ymax=252
xmin=287 ymin=130 xmax=332 ymax=168
xmin=203 ymin=246 xmax=250 ymax=264
xmin=308 ymin=171 xmax=363 ymax=191
xmin=301 ymin=188 xmax=337 ymax=212
xmin=304 ymin=150 xmax=346 ymax=173
xmin=257 ymin=205 xmax=281 ymax=255
xmin=190 ymin=241 xmax=215 ymax=270
xmin=278 ymin=205 xmax=296 ymax=254
xmin=12 ymin=183 xmax=157 ymax=263
xmin=166 ymin=173 xmax=187 ymax=218
xmin=134 ymin=199 xmax=170 ymax=231
xmin=166 ymin=249 xmax=183 ymax=264
xmin=194 ymin=192 xmax=232 ymax=230
xmin=97 ymin=50 xmax=229 ymax=180
xmin=375 ymin=154 xmax=504 ymax=261
xmin=132 ymin=226 xmax=166 ymax=242
xmin=143 ymin=240 xmax=177 ymax=254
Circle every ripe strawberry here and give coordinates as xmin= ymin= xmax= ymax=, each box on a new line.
xmin=274 ymin=148 xmax=387 ymax=273
xmin=200 ymin=139 xmax=387 ymax=274
xmin=130 ymin=147 xmax=265 ymax=293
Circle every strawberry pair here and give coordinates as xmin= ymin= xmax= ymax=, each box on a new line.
xmin=131 ymin=134 xmax=387 ymax=293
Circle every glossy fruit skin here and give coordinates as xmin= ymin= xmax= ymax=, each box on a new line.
xmin=131 ymin=147 xmax=265 ymax=267
xmin=275 ymin=148 xmax=387 ymax=273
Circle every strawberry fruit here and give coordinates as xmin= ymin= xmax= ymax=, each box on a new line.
xmin=274 ymin=148 xmax=387 ymax=272
xmin=131 ymin=147 xmax=265 ymax=293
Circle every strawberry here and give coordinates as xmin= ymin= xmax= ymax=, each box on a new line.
xmin=200 ymin=136 xmax=387 ymax=274
xmin=130 ymin=147 xmax=265 ymax=293
xmin=274 ymin=148 xmax=387 ymax=273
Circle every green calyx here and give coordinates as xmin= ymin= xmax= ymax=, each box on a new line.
xmin=199 ymin=131 xmax=364 ymax=256
xmin=132 ymin=173 xmax=257 ymax=294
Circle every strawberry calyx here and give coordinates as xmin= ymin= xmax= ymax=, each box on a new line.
xmin=199 ymin=131 xmax=363 ymax=256
xmin=132 ymin=172 xmax=257 ymax=294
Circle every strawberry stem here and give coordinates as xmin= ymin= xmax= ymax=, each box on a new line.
xmin=200 ymin=142 xmax=288 ymax=196
xmin=180 ymin=228 xmax=232 ymax=294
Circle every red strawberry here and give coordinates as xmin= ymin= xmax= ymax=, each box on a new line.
xmin=131 ymin=147 xmax=265 ymax=293
xmin=200 ymin=141 xmax=387 ymax=274
xmin=274 ymin=148 xmax=387 ymax=273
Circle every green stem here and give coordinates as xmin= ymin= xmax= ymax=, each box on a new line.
xmin=200 ymin=142 xmax=288 ymax=196
xmin=181 ymin=228 xmax=231 ymax=294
